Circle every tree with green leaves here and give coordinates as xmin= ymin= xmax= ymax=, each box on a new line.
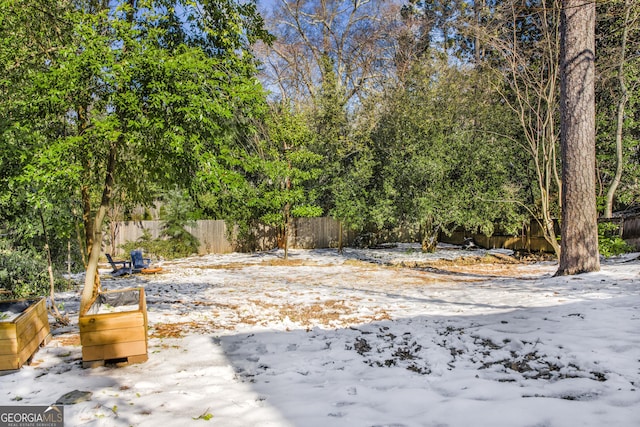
xmin=310 ymin=55 xmax=350 ymax=212
xmin=355 ymin=56 xmax=525 ymax=251
xmin=0 ymin=0 xmax=80 ymax=317
xmin=1 ymin=0 xmax=271 ymax=314
xmin=156 ymin=189 xmax=200 ymax=258
xmin=256 ymin=106 xmax=323 ymax=258
xmin=329 ymin=145 xmax=376 ymax=251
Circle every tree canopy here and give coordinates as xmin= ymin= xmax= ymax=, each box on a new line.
xmin=1 ymin=0 xmax=272 ymax=310
xmin=2 ymin=0 xmax=639 ymax=301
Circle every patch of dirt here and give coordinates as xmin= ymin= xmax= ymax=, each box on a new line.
xmin=191 ymin=259 xmax=327 ymax=270
xmin=256 ymin=299 xmax=349 ymax=326
xmin=397 ymin=254 xmax=514 ymax=268
xmin=343 ymin=259 xmax=381 ymax=268
xmin=394 ymin=256 xmax=552 ymax=278
xmin=150 ymin=320 xmax=235 ymax=338
xmin=244 ymin=298 xmax=390 ymax=329
xmin=513 ymin=250 xmax=557 ymax=262
xmin=151 ymin=322 xmax=195 ymax=338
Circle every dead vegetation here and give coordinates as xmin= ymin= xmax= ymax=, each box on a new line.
xmin=145 ymin=251 xmax=553 ymax=338
xmin=391 ymin=253 xmax=553 ymax=278
xmin=53 ymin=333 xmax=81 ymax=347
xmin=244 ymin=298 xmax=391 ymax=330
xmin=189 ymin=259 xmax=327 ymax=270
xmin=150 ymin=320 xmax=236 ymax=339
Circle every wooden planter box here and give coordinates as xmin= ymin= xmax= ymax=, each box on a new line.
xmin=79 ymin=288 xmax=148 ymax=368
xmin=0 ymin=297 xmax=51 ymax=371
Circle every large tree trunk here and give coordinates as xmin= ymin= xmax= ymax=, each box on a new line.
xmin=557 ymin=0 xmax=600 ymax=275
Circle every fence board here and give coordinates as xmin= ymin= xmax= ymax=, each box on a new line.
xmin=108 ymin=214 xmax=640 ymax=257
xmin=622 ymin=216 xmax=640 ymax=239
xmin=109 ymin=218 xmax=356 ymax=256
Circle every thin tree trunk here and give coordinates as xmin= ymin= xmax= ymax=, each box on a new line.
xmin=38 ymin=209 xmax=68 ymax=324
xmin=421 ymin=216 xmax=438 ymax=253
xmin=78 ymin=104 xmax=101 ymax=308
xmin=67 ymin=239 xmax=72 ymax=289
xmin=108 ymin=204 xmax=122 ymax=255
xmin=604 ymin=0 xmax=631 ymax=218
xmin=284 ymin=217 xmax=289 ymax=260
xmin=474 ymin=0 xmax=485 ymax=63
xmin=80 ymin=0 xmax=132 ymax=313
xmin=557 ymin=0 xmax=600 ymax=275
xmin=494 ymin=0 xmax=562 ymax=258
xmin=78 ymin=103 xmax=92 ymax=263
xmin=75 ymin=217 xmax=87 ymax=269
xmin=80 ymin=140 xmax=118 ymax=315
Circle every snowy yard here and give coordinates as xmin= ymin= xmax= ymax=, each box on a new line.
xmin=1 ymin=245 xmax=639 ymax=427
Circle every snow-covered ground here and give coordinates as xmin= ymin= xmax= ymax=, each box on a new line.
xmin=1 ymin=245 xmax=639 ymax=427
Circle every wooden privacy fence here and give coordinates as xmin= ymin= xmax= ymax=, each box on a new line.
xmin=621 ymin=214 xmax=640 ymax=244
xmin=599 ymin=213 xmax=640 ymax=249
xmin=108 ymin=214 xmax=640 ymax=257
xmin=623 ymin=215 xmax=640 ymax=248
xmin=108 ymin=217 xmax=358 ymax=256
xmin=439 ymin=220 xmax=558 ymax=253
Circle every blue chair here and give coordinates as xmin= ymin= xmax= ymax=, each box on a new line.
xmin=130 ymin=250 xmax=151 ymax=273
xmin=106 ymin=254 xmax=132 ymax=276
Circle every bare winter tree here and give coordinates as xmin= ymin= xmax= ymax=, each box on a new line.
xmin=256 ymin=0 xmax=397 ymax=106
xmin=557 ymin=0 xmax=600 ymax=275
xmin=473 ymin=0 xmax=563 ymax=256
xmin=599 ymin=0 xmax=639 ymax=218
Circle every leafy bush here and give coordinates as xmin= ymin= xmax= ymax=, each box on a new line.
xmin=0 ymin=240 xmax=68 ymax=299
xmin=120 ymin=226 xmax=199 ymax=260
xmin=598 ymin=221 xmax=634 ymax=257
xmin=119 ymin=229 xmax=157 ymax=258
xmin=154 ymin=230 xmax=199 ymax=259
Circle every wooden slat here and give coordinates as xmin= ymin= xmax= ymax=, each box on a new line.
xmin=0 ymin=299 xmax=49 ymax=366
xmin=0 ymin=323 xmax=50 ymax=370
xmin=15 ymin=325 xmax=50 ymax=367
xmin=79 ymin=311 xmax=145 ymax=333
xmin=0 ymin=298 xmax=44 ymax=340
xmin=82 ymin=340 xmax=147 ymax=362
xmin=14 ymin=298 xmax=46 ymax=329
xmin=0 ymin=338 xmax=18 ymax=356
xmin=83 ymin=353 xmax=148 ymax=368
xmin=0 ymin=322 xmax=18 ymax=340
xmin=80 ymin=327 xmax=146 ymax=347
xmin=79 ymin=288 xmax=148 ymax=366
xmin=126 ymin=353 xmax=148 ymax=364
xmin=0 ymin=353 xmax=20 ymax=370
xmin=16 ymin=313 xmax=48 ymax=349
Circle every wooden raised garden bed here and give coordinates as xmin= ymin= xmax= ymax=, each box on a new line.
xmin=0 ymin=297 xmax=51 ymax=371
xmin=79 ymin=287 xmax=148 ymax=368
